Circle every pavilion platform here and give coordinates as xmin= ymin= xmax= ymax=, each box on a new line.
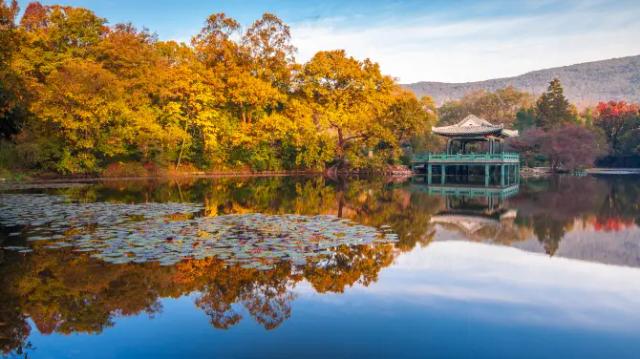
xmin=411 ymin=115 xmax=521 ymax=187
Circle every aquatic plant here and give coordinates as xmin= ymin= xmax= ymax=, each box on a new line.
xmin=0 ymin=193 xmax=397 ymax=268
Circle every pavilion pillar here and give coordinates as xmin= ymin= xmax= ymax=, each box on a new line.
xmin=441 ymin=165 xmax=446 ymax=185
xmin=427 ymin=164 xmax=432 ymax=185
xmin=484 ymin=164 xmax=490 ymax=187
xmin=500 ymin=165 xmax=505 ymax=186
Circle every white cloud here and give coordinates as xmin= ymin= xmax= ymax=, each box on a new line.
xmin=289 ymin=3 xmax=640 ymax=83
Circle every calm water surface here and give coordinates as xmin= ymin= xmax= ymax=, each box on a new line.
xmin=1 ymin=175 xmax=639 ymax=358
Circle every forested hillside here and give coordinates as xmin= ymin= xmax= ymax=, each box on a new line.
xmin=405 ymin=55 xmax=640 ymax=107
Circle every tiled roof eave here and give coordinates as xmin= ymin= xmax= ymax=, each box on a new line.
xmin=432 ymin=127 xmax=504 ymax=137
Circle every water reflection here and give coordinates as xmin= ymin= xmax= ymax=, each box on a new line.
xmin=425 ymin=184 xmax=524 ymax=244
xmin=1 ymin=175 xmax=639 ymax=357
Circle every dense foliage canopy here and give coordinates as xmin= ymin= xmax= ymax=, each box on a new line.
xmin=0 ymin=1 xmax=435 ymax=174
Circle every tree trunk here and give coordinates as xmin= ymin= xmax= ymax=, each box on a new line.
xmin=336 ymin=127 xmax=345 ymax=169
xmin=175 ymin=138 xmax=185 ymax=170
xmin=175 ymin=119 xmax=190 ymax=170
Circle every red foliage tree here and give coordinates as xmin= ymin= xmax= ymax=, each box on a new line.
xmin=506 ymin=127 xmax=545 ymax=167
xmin=543 ymin=125 xmax=606 ymax=171
xmin=594 ymin=101 xmax=640 ymax=154
xmin=508 ymin=125 xmax=605 ymax=171
xmin=20 ymin=2 xmax=48 ymax=30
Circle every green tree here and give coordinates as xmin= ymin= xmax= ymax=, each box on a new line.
xmin=514 ymin=107 xmax=536 ymax=132
xmin=535 ymin=78 xmax=574 ymax=129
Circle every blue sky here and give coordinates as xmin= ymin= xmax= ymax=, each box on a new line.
xmin=17 ymin=0 xmax=640 ymax=83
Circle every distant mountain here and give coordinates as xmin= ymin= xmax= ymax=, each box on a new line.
xmin=403 ymin=55 xmax=640 ymax=107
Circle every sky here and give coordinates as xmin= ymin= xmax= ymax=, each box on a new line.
xmin=18 ymin=0 xmax=640 ymax=83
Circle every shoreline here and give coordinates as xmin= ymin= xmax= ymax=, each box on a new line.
xmin=586 ymin=168 xmax=640 ymax=175
xmin=2 ymin=166 xmax=639 ymax=185
xmin=0 ymin=168 xmax=415 ymax=185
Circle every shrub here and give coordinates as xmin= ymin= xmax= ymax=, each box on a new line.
xmin=102 ymin=162 xmax=150 ymax=178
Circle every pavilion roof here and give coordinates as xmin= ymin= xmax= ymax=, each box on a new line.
xmin=432 ymin=114 xmax=518 ymax=138
xmin=430 ymin=210 xmax=520 ymax=242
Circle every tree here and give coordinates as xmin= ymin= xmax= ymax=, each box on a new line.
xmin=387 ymin=93 xmax=436 ymax=145
xmin=514 ymin=107 xmax=536 ymax=132
xmin=295 ymin=50 xmax=400 ymax=169
xmin=593 ymin=101 xmax=640 ymax=155
xmin=191 ymin=13 xmax=243 ymax=75
xmin=506 ymin=127 xmax=546 ymax=167
xmin=508 ymin=125 xmax=605 ymax=171
xmin=17 ymin=3 xmax=107 ymax=82
xmin=527 ymin=125 xmax=604 ymax=171
xmin=438 ymin=87 xmax=533 ymax=127
xmin=242 ymin=13 xmax=295 ymax=90
xmin=155 ymin=40 xmax=226 ymax=168
xmin=3 ymin=5 xmax=444 ymax=174
xmin=0 ymin=0 xmax=19 ymax=65
xmin=0 ymin=0 xmax=29 ymax=139
xmin=535 ymin=78 xmax=574 ymax=129
xmin=33 ymin=59 xmax=131 ymax=173
xmin=388 ymin=94 xmax=440 ymax=156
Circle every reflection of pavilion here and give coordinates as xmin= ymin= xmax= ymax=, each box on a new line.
xmin=411 ymin=181 xmax=520 ymax=201
xmin=412 ymin=181 xmax=522 ymax=242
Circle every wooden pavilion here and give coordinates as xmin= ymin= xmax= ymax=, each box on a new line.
xmin=411 ymin=115 xmax=520 ymax=187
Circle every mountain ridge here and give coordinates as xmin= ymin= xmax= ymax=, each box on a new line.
xmin=403 ymin=55 xmax=640 ymax=107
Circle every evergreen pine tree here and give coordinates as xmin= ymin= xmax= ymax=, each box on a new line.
xmin=535 ymin=78 xmax=573 ymax=129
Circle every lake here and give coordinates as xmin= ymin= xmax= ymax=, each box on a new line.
xmin=1 ymin=175 xmax=639 ymax=358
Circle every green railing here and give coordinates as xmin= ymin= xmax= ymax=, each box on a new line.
xmin=421 ymin=184 xmax=520 ymax=199
xmin=412 ymin=152 xmax=519 ymax=163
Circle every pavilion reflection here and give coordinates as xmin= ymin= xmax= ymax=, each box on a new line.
xmin=410 ymin=179 xmax=523 ymax=244
xmin=414 ymin=176 xmax=640 ymax=266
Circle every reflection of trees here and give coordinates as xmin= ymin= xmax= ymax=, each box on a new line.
xmin=53 ymin=176 xmax=640 ymax=252
xmin=595 ymin=177 xmax=640 ymax=230
xmin=56 ymin=176 xmax=440 ymax=251
xmin=304 ymin=244 xmax=395 ymax=293
xmin=0 ymin=237 xmax=394 ymax=354
xmin=0 ymin=175 xmax=444 ymax=355
xmin=7 ymin=175 xmax=639 ymax=353
xmin=531 ymin=215 xmax=566 ymax=256
xmin=179 ymin=259 xmax=297 ymax=330
xmin=418 ymin=176 xmax=640 ymax=254
xmin=330 ymin=180 xmax=440 ymax=251
xmin=511 ymin=177 xmax=602 ymax=254
xmin=0 ymin=275 xmax=31 ymax=355
xmin=511 ymin=176 xmax=640 ymax=254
